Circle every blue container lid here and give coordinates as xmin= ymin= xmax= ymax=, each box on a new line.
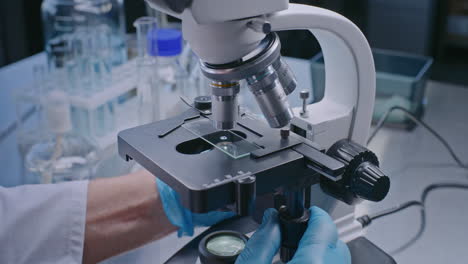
xmin=148 ymin=28 xmax=182 ymax=57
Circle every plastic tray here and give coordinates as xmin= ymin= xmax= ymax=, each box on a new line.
xmin=310 ymin=48 xmax=433 ymax=129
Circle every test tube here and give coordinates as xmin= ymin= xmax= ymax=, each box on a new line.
xmin=89 ymin=29 xmax=105 ymax=93
xmin=79 ymin=31 xmax=94 ymax=96
xmin=134 ymin=17 xmax=158 ymax=61
xmin=66 ymin=34 xmax=81 ymax=96
xmin=134 ymin=17 xmax=158 ymax=125
xmin=94 ymin=25 xmax=113 ymax=90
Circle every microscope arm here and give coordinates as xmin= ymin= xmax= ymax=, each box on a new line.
xmin=268 ymin=4 xmax=378 ymax=247
xmin=269 ymin=4 xmax=376 ymax=148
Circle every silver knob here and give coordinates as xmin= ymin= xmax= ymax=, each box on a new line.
xmin=300 ymin=90 xmax=310 ymax=117
xmin=247 ymin=19 xmax=272 ymax=34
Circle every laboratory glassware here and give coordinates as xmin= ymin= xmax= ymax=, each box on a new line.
xmin=150 ymin=28 xmax=189 ymax=120
xmin=134 ymin=17 xmax=159 ymax=125
xmin=25 ymin=89 xmax=99 ymax=184
xmin=14 ymin=65 xmax=50 ymax=184
xmin=41 ymin=0 xmax=127 ymax=95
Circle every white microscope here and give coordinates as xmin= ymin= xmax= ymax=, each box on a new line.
xmin=118 ymin=0 xmax=393 ymax=263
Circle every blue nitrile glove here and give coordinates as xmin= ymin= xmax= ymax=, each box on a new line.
xmin=236 ymin=206 xmax=351 ymax=264
xmin=156 ymin=178 xmax=235 ymax=237
xmin=289 ymin=207 xmax=351 ymax=264
xmin=235 ymin=208 xmax=281 ymax=264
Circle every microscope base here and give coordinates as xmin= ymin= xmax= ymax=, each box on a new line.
xmin=164 ymin=218 xmax=396 ymax=264
xmin=348 ymin=237 xmax=397 ymax=264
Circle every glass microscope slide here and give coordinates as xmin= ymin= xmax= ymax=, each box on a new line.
xmin=182 ymin=119 xmax=260 ymax=159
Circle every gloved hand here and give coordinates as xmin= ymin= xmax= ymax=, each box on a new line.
xmin=236 ymin=206 xmax=351 ymax=264
xmin=156 ymin=178 xmax=235 ymax=237
xmin=235 ymin=208 xmax=281 ymax=263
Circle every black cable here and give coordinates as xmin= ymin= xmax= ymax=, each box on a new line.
xmin=361 ymin=107 xmax=468 ymax=253
xmin=367 ymin=106 xmax=468 ymax=169
xmin=357 ymin=183 xmax=468 ymax=255
xmin=369 ymin=200 xmax=424 ymax=221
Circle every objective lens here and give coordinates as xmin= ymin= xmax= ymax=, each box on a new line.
xmin=273 ymin=58 xmax=297 ymax=95
xmin=210 ymin=81 xmax=240 ymax=130
xmin=246 ymin=66 xmax=294 ymax=128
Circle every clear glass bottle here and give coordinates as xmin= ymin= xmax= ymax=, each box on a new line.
xmin=150 ymin=28 xmax=189 ymax=120
xmin=26 ymin=133 xmax=99 ymax=183
xmin=41 ymin=0 xmax=127 ymax=95
xmin=41 ymin=0 xmax=126 ymax=143
xmin=14 ymin=65 xmax=49 ymax=184
xmin=25 ymin=90 xmax=99 ymax=184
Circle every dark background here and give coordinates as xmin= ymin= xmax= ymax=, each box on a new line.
xmin=1 ymin=0 xmax=468 ymax=85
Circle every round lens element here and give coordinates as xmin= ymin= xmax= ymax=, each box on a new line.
xmin=206 ymin=235 xmax=246 ymax=257
xmin=199 ymin=231 xmax=249 ymax=264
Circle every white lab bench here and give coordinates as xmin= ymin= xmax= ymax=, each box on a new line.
xmin=1 ymin=54 xmax=467 ymax=264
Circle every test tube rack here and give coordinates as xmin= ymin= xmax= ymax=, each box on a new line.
xmin=15 ymin=59 xmax=139 ymax=151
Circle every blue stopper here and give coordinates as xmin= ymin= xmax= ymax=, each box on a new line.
xmin=147 ymin=28 xmax=183 ymax=57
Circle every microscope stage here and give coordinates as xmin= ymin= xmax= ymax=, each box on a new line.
xmin=118 ymin=109 xmax=315 ymax=213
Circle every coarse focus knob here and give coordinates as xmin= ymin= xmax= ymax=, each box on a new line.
xmin=323 ymin=139 xmax=390 ymax=204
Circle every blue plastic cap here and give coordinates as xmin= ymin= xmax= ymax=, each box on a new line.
xmin=147 ymin=28 xmax=183 ymax=57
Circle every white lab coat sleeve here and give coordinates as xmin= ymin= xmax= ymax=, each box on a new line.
xmin=0 ymin=180 xmax=89 ymax=264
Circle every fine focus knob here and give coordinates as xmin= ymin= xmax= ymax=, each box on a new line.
xmin=353 ymin=162 xmax=390 ymax=202
xmin=323 ymin=139 xmax=390 ymax=204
